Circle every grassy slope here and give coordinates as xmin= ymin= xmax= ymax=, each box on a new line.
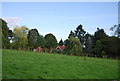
xmin=2 ymin=49 xmax=118 ymax=79
xmin=0 ymin=49 xmax=2 ymax=80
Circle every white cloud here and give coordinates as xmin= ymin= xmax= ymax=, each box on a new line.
xmin=3 ymin=17 xmax=22 ymax=30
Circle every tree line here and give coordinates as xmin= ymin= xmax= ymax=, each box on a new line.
xmin=64 ymin=25 xmax=120 ymax=59
xmin=1 ymin=18 xmax=120 ymax=58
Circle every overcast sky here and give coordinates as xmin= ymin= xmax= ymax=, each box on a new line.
xmin=2 ymin=2 xmax=118 ymax=42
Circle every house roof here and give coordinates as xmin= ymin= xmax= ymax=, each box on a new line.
xmin=37 ymin=46 xmax=42 ymax=50
xmin=49 ymin=47 xmax=54 ymax=50
xmin=55 ymin=45 xmax=66 ymax=51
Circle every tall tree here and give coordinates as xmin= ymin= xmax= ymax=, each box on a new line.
xmin=12 ymin=26 xmax=29 ymax=50
xmin=8 ymin=30 xmax=13 ymax=40
xmin=37 ymin=35 xmax=46 ymax=48
xmin=68 ymin=30 xmax=75 ymax=38
xmin=0 ymin=19 xmax=1 ymax=48
xmin=45 ymin=33 xmax=57 ymax=48
xmin=110 ymin=24 xmax=120 ymax=38
xmin=84 ymin=33 xmax=93 ymax=55
xmin=74 ymin=24 xmax=86 ymax=46
xmin=101 ymin=36 xmax=120 ymax=58
xmin=93 ymin=40 xmax=103 ymax=57
xmin=0 ymin=19 xmax=11 ymax=48
xmin=64 ymin=35 xmax=82 ymax=56
xmin=94 ymin=28 xmax=107 ymax=42
xmin=59 ymin=39 xmax=64 ymax=46
xmin=27 ymin=29 xmax=42 ymax=50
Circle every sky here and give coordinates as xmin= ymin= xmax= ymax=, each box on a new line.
xmin=2 ymin=2 xmax=118 ymax=42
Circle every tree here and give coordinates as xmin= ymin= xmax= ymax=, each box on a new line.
xmin=68 ymin=30 xmax=75 ymax=38
xmin=74 ymin=24 xmax=86 ymax=46
xmin=94 ymin=28 xmax=107 ymax=42
xmin=93 ymin=28 xmax=107 ymax=56
xmin=84 ymin=33 xmax=93 ymax=55
xmin=45 ymin=33 xmax=57 ymax=48
xmin=110 ymin=24 xmax=120 ymax=38
xmin=0 ymin=18 xmax=11 ymax=48
xmin=12 ymin=26 xmax=29 ymax=50
xmin=59 ymin=39 xmax=64 ymax=46
xmin=101 ymin=50 xmax=106 ymax=58
xmin=37 ymin=35 xmax=46 ymax=48
xmin=8 ymin=30 xmax=13 ymax=39
xmin=101 ymin=36 xmax=120 ymax=58
xmin=2 ymin=34 xmax=10 ymax=49
xmin=65 ymin=35 xmax=83 ymax=56
xmin=93 ymin=40 xmax=103 ymax=57
xmin=0 ymin=22 xmax=1 ymax=48
xmin=27 ymin=29 xmax=43 ymax=50
xmin=1 ymin=19 xmax=9 ymax=36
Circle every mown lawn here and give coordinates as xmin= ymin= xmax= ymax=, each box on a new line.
xmin=2 ymin=49 xmax=118 ymax=79
xmin=0 ymin=49 xmax=2 ymax=80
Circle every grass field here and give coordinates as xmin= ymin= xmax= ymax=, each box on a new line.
xmin=2 ymin=49 xmax=118 ymax=79
xmin=0 ymin=49 xmax=2 ymax=80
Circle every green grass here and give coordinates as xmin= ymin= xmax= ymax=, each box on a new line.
xmin=2 ymin=49 xmax=118 ymax=79
xmin=0 ymin=49 xmax=2 ymax=80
